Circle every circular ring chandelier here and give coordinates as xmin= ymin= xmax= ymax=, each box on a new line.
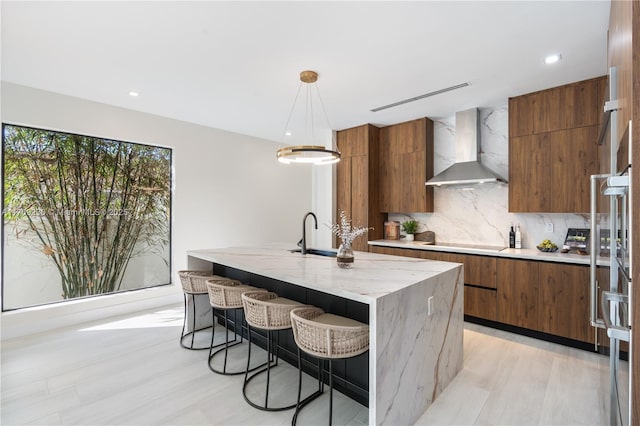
xmin=276 ymin=70 xmax=341 ymax=165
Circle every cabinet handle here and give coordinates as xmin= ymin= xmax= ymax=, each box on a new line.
xmin=589 ymin=174 xmax=609 ymax=330
xmin=601 ymin=291 xmax=630 ymax=342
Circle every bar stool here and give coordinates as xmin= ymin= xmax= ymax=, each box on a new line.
xmin=178 ymin=270 xmax=233 ymax=350
xmin=206 ymin=278 xmax=267 ymax=375
xmin=289 ymin=307 xmax=369 ymax=426
xmin=241 ymin=291 xmax=323 ymax=412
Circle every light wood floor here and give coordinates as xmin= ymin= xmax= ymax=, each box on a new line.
xmin=1 ymin=305 xmax=614 ymax=425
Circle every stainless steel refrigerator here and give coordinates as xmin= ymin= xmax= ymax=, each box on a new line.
xmin=590 ymin=66 xmax=633 ymax=426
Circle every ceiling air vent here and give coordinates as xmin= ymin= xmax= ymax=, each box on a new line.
xmin=370 ymin=82 xmax=470 ymax=112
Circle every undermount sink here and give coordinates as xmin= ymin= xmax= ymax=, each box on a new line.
xmin=290 ymin=248 xmax=337 ymax=258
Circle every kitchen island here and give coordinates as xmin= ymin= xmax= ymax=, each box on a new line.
xmin=187 ymin=243 xmax=463 ymax=425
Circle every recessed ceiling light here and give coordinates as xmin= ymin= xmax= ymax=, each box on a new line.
xmin=128 ymin=91 xmax=139 ymax=97
xmin=284 ymin=131 xmax=292 ymax=136
xmin=544 ymin=54 xmax=562 ymax=65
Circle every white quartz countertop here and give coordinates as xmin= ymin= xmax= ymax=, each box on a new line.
xmin=187 ymin=243 xmax=461 ymax=304
xmin=368 ymin=240 xmax=609 ymax=266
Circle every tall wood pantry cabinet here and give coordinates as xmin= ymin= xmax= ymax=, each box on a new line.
xmin=335 ymin=124 xmax=384 ymax=251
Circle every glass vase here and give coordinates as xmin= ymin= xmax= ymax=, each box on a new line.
xmin=337 ymin=242 xmax=354 ymax=269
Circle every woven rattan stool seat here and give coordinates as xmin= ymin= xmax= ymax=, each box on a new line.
xmin=290 ymin=308 xmax=369 ymax=360
xmin=242 ymin=291 xmax=306 ymax=331
xmin=290 ymin=307 xmax=370 ymax=425
xmin=206 ymin=279 xmax=262 ymax=309
xmin=178 ymin=270 xmax=234 ymax=294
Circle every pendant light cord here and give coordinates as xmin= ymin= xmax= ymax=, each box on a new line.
xmin=314 ymin=82 xmax=337 ymax=150
xmin=281 ymin=81 xmax=304 ymax=143
xmin=281 ymin=79 xmax=334 ymax=148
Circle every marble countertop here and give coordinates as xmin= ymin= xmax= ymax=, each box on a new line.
xmin=368 ymin=240 xmax=609 ymax=266
xmin=187 ymin=243 xmax=461 ymax=304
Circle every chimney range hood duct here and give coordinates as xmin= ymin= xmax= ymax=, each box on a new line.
xmin=425 ymin=108 xmax=507 ymax=186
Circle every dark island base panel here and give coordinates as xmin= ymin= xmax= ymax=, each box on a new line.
xmin=211 ymin=263 xmax=370 ymax=407
xmin=464 ymin=316 xmax=630 ymax=361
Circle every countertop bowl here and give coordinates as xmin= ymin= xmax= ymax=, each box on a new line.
xmin=537 ymin=245 xmax=558 ymax=253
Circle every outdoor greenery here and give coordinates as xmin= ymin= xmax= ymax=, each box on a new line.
xmin=3 ymin=124 xmax=171 ymax=301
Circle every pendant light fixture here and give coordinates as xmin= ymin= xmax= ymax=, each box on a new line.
xmin=276 ymin=70 xmax=341 ymax=165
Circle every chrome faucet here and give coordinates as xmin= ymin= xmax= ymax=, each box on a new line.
xmin=301 ymin=212 xmax=318 ymax=255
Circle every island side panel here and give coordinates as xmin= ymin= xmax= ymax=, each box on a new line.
xmin=372 ymin=264 xmax=463 ymax=425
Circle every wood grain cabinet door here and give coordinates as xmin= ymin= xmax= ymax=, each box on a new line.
xmin=508 ymin=133 xmax=552 ymax=212
xmin=508 ymin=95 xmax=535 ymax=137
xmin=379 ymin=118 xmax=433 ymax=213
xmin=461 ymin=255 xmax=497 ymax=288
xmin=464 ymin=286 xmax=497 ymax=321
xmin=497 ymin=259 xmax=540 ymax=329
xmin=538 ymin=263 xmax=593 ymax=343
xmin=559 ymin=79 xmax=600 ymax=129
xmin=549 ymin=126 xmax=599 ymax=213
xmin=531 ymin=87 xmax=562 ymax=134
xmin=335 ymin=124 xmax=383 ymax=251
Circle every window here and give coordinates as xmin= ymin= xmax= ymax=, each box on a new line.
xmin=2 ymin=124 xmax=172 ymax=310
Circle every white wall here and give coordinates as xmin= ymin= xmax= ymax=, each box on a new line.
xmin=0 ymin=82 xmax=315 ymax=339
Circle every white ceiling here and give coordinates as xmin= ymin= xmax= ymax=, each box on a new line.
xmin=1 ymin=1 xmax=610 ymax=144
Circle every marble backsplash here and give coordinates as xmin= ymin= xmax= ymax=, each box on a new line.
xmin=389 ymin=106 xmax=590 ymax=249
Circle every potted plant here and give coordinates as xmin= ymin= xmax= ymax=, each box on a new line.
xmin=401 ymin=220 xmax=419 ymax=242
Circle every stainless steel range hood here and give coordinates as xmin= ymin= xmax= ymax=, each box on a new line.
xmin=426 ymin=108 xmax=507 ymax=186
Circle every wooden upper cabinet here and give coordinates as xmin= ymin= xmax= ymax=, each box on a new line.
xmin=510 ymin=77 xmax=604 ymax=137
xmin=531 ymin=87 xmax=562 ymax=134
xmin=550 ymin=126 xmax=599 ymax=213
xmin=560 ymin=79 xmax=600 ymax=129
xmin=379 ymin=118 xmax=434 ymax=213
xmin=509 ymin=76 xmax=605 ymax=213
xmin=509 ymin=133 xmax=552 ymax=212
xmin=337 ymin=125 xmax=368 ymax=157
xmin=336 ymin=124 xmax=383 ymax=251
xmin=508 ymin=96 xmax=534 ymax=137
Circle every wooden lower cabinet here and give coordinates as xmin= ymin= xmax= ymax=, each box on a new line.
xmin=497 ymin=259 xmax=539 ymax=329
xmin=464 ymin=286 xmax=497 ymax=321
xmin=497 ymin=258 xmax=594 ymax=343
xmin=539 ymin=262 xmax=594 ymax=344
xmin=370 ymin=246 xmax=594 ymax=345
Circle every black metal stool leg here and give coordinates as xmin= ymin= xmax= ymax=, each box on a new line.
xmin=180 ymin=293 xmax=212 ymax=350
xmin=243 ymin=327 xmax=300 ymax=412
xmin=179 ymin=293 xmax=188 ymax=345
xmin=244 ymin=324 xmax=253 ymax=383
xmin=190 ymin=294 xmax=197 ymax=348
xmin=208 ymin=308 xmax=216 ymax=360
xmin=292 ymin=353 xmax=327 ymax=425
xmin=210 ymin=307 xmax=261 ymax=375
xmin=223 ymin=309 xmax=230 ymax=373
xmin=328 ymin=360 xmax=333 ymax=426
xmin=265 ymin=330 xmax=272 ymax=408
xmin=292 ymin=347 xmax=303 ymax=425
